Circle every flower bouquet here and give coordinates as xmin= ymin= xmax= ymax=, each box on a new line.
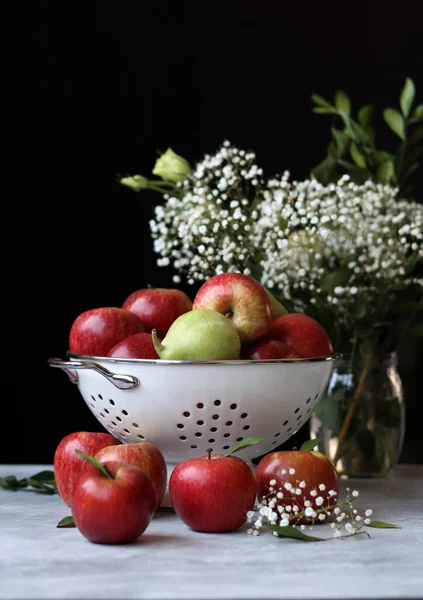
xmin=120 ymin=77 xmax=423 ymax=477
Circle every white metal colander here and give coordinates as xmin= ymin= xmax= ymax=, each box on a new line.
xmin=48 ymin=353 xmax=336 ymax=469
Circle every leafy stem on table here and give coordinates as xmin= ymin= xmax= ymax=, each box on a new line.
xmin=0 ymin=470 xmax=58 ymax=495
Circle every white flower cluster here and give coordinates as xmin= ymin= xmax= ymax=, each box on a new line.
xmin=254 ymin=174 xmax=423 ymax=329
xmin=247 ymin=479 xmax=375 ymax=540
xmin=149 ymin=141 xmax=264 ymax=285
xmin=149 ymin=141 xmax=422 ymax=330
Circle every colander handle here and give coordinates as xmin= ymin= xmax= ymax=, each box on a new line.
xmin=47 ymin=358 xmax=140 ymax=390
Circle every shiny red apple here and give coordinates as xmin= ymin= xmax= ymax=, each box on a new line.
xmin=107 ymin=332 xmax=161 ymax=359
xmin=122 ymin=286 xmax=193 ymax=339
xmin=192 ymin=273 xmax=272 ymax=345
xmin=53 ymin=431 xmax=120 ymax=506
xmin=169 ymin=449 xmax=257 ymax=533
xmin=95 ymin=441 xmax=167 ymax=510
xmin=69 ymin=307 xmax=145 ymax=357
xmin=246 ymin=339 xmax=301 ymax=360
xmin=255 ymin=448 xmax=340 ymax=523
xmin=71 ymin=459 xmax=156 ymax=544
xmin=266 ymin=313 xmax=333 ymax=358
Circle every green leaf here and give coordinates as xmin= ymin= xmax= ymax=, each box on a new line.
xmin=0 ymin=476 xmax=17 ymax=490
xmin=409 ymin=103 xmax=423 ymax=123
xmin=321 ymin=268 xmax=350 ymax=293
xmin=383 ymin=108 xmax=405 ymax=140
xmin=400 ymin=78 xmax=416 ymax=119
xmin=262 ymin=524 xmax=326 ymax=542
xmin=313 ymin=386 xmax=346 ymax=433
xmin=376 ymin=160 xmax=395 ymax=184
xmin=311 ymin=94 xmax=334 ymax=109
xmin=350 ymin=142 xmax=366 ymax=168
xmin=335 ymin=90 xmax=351 ymax=114
xmin=312 ymin=107 xmax=336 ymax=114
xmin=337 ymin=159 xmax=371 ymax=184
xmin=57 ymin=516 xmax=76 ymax=528
xmin=338 ymin=114 xmax=372 ymax=147
xmin=311 ymin=157 xmax=339 ymax=185
xmin=300 ymin=438 xmax=322 ymax=451
xmin=372 ymin=150 xmax=394 ymax=166
xmin=26 ymin=478 xmax=57 ymax=495
xmin=358 ymin=105 xmax=373 ymax=128
xmin=409 ymin=125 xmax=423 ymax=144
xmin=222 ymin=437 xmax=264 ymax=457
xmin=367 ymin=520 xmax=401 ymax=529
xmin=28 ymin=470 xmax=56 ymax=482
xmin=75 ymin=450 xmax=113 ymax=479
xmin=331 ymin=128 xmax=350 ymax=156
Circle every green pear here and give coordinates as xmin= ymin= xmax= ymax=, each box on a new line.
xmin=265 ymin=288 xmax=289 ymax=319
xmin=151 ymin=308 xmax=241 ymax=361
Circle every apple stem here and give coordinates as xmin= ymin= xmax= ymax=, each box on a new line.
xmin=151 ymin=329 xmax=166 ymax=357
xmin=206 ymin=448 xmax=212 ymax=459
xmin=224 ymin=312 xmax=233 ymax=319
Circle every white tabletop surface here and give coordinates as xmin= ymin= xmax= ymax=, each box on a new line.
xmin=1 ymin=464 xmax=423 ymax=600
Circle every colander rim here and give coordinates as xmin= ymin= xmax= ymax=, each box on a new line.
xmin=67 ymin=351 xmax=342 ymax=366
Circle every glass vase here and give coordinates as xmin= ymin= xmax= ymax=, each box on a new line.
xmin=310 ymin=351 xmax=405 ymax=478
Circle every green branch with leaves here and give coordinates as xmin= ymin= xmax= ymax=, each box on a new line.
xmin=311 ymin=77 xmax=423 ymax=196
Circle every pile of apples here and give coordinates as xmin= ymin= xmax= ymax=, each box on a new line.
xmin=54 ymin=430 xmax=339 ymax=544
xmin=57 ymin=272 xmax=336 ymax=544
xmin=68 ymin=272 xmax=334 ymax=360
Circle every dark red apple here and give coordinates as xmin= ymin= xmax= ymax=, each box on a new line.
xmin=193 ymin=273 xmax=272 ymax=345
xmin=266 ymin=313 xmax=333 ymax=358
xmin=95 ymin=441 xmax=167 ymax=510
xmin=246 ymin=339 xmax=301 ymax=360
xmin=255 ymin=448 xmax=340 ymax=523
xmin=71 ymin=459 xmax=156 ymax=544
xmin=69 ymin=307 xmax=145 ymax=357
xmin=69 ymin=306 xmax=145 ymax=356
xmin=169 ymin=449 xmax=257 ymax=533
xmin=122 ymin=286 xmax=193 ymax=339
xmin=53 ymin=431 xmax=120 ymax=506
xmin=107 ymin=332 xmax=161 ymax=359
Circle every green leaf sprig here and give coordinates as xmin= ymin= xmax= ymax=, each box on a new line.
xmin=311 ymin=77 xmax=423 ymax=195
xmin=0 ymin=470 xmax=58 ymax=495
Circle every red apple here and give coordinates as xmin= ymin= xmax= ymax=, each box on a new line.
xmin=122 ymin=286 xmax=193 ymax=339
xmin=71 ymin=459 xmax=156 ymax=544
xmin=69 ymin=307 xmax=145 ymax=357
xmin=266 ymin=313 xmax=333 ymax=358
xmin=255 ymin=448 xmax=340 ymax=523
xmin=169 ymin=449 xmax=257 ymax=533
xmin=107 ymin=332 xmax=161 ymax=359
xmin=246 ymin=339 xmax=301 ymax=360
xmin=192 ymin=273 xmax=272 ymax=345
xmin=95 ymin=441 xmax=167 ymax=510
xmin=53 ymin=431 xmax=120 ymax=506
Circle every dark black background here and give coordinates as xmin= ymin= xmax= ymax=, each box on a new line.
xmin=7 ymin=0 xmax=423 ymax=465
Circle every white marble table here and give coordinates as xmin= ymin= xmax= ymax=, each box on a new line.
xmin=1 ymin=464 xmax=422 ymax=599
